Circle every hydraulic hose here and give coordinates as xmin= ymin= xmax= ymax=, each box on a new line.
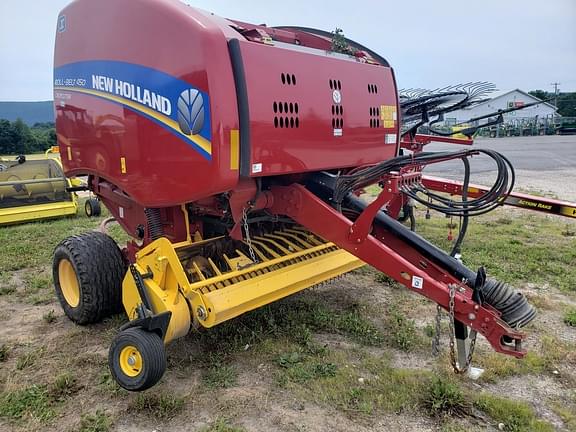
xmin=333 ymin=149 xmax=515 ymax=218
xmin=450 ymin=157 xmax=470 ymax=257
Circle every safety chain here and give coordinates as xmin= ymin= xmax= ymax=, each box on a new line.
xmin=432 ymin=283 xmax=477 ymax=374
xmin=431 ymin=304 xmax=442 ymax=356
xmin=242 ymin=206 xmax=258 ymax=265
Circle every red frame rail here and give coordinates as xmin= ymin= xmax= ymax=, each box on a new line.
xmin=267 ymin=184 xmax=526 ymax=358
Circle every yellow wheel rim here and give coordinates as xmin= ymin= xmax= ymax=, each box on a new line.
xmin=119 ymin=345 xmax=143 ymax=377
xmin=58 ymin=259 xmax=80 ymax=307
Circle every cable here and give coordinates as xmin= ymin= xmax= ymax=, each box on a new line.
xmin=334 ymin=149 xmax=514 ymax=219
xmin=450 ymin=157 xmax=470 ymax=257
xmin=402 ymin=150 xmax=514 ymax=217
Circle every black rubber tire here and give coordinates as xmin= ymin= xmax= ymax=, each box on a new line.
xmin=108 ymin=327 xmax=166 ymax=391
xmin=53 ymin=231 xmax=127 ymax=324
xmin=85 ymin=198 xmax=102 ymax=217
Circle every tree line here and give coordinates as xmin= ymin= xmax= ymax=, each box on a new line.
xmin=528 ymin=91 xmax=576 ymax=117
xmin=0 ymin=119 xmax=56 ymax=155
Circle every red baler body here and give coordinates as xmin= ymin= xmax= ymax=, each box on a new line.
xmin=54 ymin=0 xmax=399 ymax=208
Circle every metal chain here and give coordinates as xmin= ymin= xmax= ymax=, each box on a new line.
xmin=447 ymin=284 xmax=458 ymax=371
xmin=431 ymin=304 xmax=442 ymax=356
xmin=431 ymin=283 xmax=478 ymax=372
xmin=447 ymin=283 xmax=477 ymax=373
xmin=242 ymin=207 xmax=258 ymax=264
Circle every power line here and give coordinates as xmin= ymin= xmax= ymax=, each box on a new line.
xmin=550 ymin=82 xmax=560 ymax=107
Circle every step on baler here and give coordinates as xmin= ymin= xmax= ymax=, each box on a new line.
xmin=52 ymin=0 xmax=536 ymax=391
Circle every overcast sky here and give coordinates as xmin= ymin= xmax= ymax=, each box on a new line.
xmin=0 ymin=0 xmax=574 ymax=101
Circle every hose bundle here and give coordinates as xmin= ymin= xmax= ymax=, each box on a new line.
xmin=334 ymin=149 xmax=515 ymax=218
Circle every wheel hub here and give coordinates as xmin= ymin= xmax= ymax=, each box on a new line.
xmin=119 ymin=345 xmax=143 ymax=377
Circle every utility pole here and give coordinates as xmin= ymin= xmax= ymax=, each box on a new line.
xmin=550 ymin=82 xmax=560 ymax=108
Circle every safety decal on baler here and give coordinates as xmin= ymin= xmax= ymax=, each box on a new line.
xmin=53 ymin=60 xmax=212 ymax=159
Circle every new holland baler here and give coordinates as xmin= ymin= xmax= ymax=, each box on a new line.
xmin=52 ymin=0 xmax=535 ymax=391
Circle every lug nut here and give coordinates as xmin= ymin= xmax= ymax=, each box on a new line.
xmin=197 ymin=306 xmax=207 ymax=321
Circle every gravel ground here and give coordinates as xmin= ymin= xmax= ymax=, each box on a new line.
xmin=424 ymin=135 xmax=576 ymax=202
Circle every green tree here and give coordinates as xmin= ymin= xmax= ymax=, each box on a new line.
xmin=529 ymin=90 xmax=576 ymax=117
xmin=0 ymin=119 xmax=55 ymax=155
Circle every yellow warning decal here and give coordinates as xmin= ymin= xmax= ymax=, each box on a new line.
xmin=230 ymin=129 xmax=239 ymax=170
xmin=380 ymin=105 xmax=397 ymax=122
xmin=560 ymin=206 xmax=576 ymax=218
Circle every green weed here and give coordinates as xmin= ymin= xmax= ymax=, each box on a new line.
xmin=77 ymin=410 xmax=112 ymax=432
xmin=564 ymin=309 xmax=576 ymax=327
xmin=474 ymin=394 xmax=554 ymax=432
xmin=0 ymin=344 xmax=9 ymax=362
xmin=199 ymin=417 xmax=246 ymax=432
xmin=16 ymin=348 xmax=42 ymax=370
xmin=49 ymin=373 xmax=80 ymax=401
xmin=202 ymin=363 xmax=238 ymax=389
xmin=129 ymin=392 xmax=184 ymax=419
xmin=43 ymin=309 xmax=57 ymax=324
xmin=0 ymin=285 xmax=16 ymax=295
xmin=275 ymin=349 xmax=337 ymax=385
xmin=384 ymin=305 xmax=420 ymax=351
xmin=422 ymin=376 xmax=469 ymax=417
xmin=0 ymin=385 xmax=55 ymax=423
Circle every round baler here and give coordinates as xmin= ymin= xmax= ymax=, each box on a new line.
xmin=52 ymin=0 xmax=535 ymax=391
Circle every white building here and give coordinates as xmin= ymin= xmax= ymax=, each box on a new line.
xmin=444 ymin=89 xmax=558 ymax=126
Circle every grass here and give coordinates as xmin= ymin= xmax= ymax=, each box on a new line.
xmin=129 ymin=392 xmax=185 ymax=420
xmin=275 ymin=348 xmax=337 ymax=385
xmin=476 ymin=335 xmax=576 ymax=382
xmin=42 ymin=309 xmax=57 ymax=324
xmin=200 ymin=417 xmax=247 ymax=432
xmin=0 ymin=370 xmax=86 ymax=425
xmin=77 ymin=410 xmax=112 ymax=432
xmin=422 ymin=376 xmax=469 ymax=417
xmin=383 ymin=305 xmax=420 ymax=351
xmin=179 ymin=292 xmax=384 ymax=370
xmin=202 ymin=363 xmax=238 ymax=389
xmin=0 ymin=343 xmax=9 ymax=362
xmin=474 ymin=394 xmax=554 ymax=432
xmin=0 ymin=199 xmax=126 ymax=274
xmin=550 ymin=401 xmax=576 ymax=431
xmin=49 ymin=373 xmax=80 ymax=401
xmin=0 ymin=285 xmax=16 ymax=295
xmin=417 ymin=210 xmax=576 ymax=293
xmin=275 ymin=347 xmax=430 ymax=415
xmin=0 ymin=385 xmax=55 ymax=423
xmin=564 ymin=309 xmax=576 ymax=327
xmin=16 ymin=347 xmax=43 ymax=370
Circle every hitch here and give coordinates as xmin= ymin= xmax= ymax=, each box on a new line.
xmin=268 ymin=183 xmax=534 ymax=359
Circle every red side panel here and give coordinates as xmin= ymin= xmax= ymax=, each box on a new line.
xmin=238 ymin=41 xmax=400 ymax=176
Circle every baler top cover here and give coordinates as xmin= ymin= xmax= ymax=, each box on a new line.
xmin=54 ymin=0 xmax=399 ymax=207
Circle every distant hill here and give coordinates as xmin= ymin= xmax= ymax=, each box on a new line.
xmin=0 ymin=101 xmax=54 ymax=125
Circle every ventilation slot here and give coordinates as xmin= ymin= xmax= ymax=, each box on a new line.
xmin=281 ymin=73 xmax=297 ymax=85
xmin=329 ymin=79 xmax=342 ymax=90
xmin=368 ymin=84 xmax=378 ymax=94
xmin=273 ymin=101 xmax=300 ymax=128
xmin=331 ymin=104 xmax=344 ymax=130
xmin=369 ymin=106 xmax=380 ymax=128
